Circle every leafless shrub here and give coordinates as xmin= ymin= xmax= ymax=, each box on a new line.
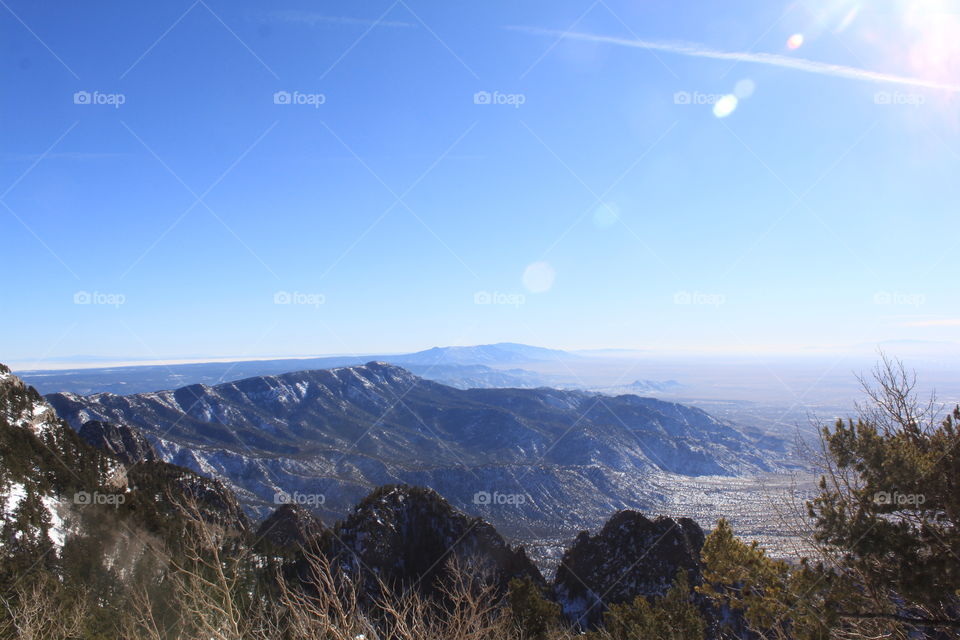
xmin=0 ymin=579 xmax=87 ymax=640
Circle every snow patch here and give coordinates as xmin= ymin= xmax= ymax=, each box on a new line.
xmin=3 ymin=482 xmax=27 ymax=519
xmin=41 ymin=495 xmax=66 ymax=550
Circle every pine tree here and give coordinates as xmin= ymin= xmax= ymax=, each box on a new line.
xmin=700 ymin=357 xmax=960 ymax=639
xmin=601 ymin=570 xmax=705 ymax=640
xmin=508 ymin=576 xmax=561 ymax=639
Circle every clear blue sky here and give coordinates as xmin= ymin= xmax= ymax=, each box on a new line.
xmin=3 ymin=0 xmax=960 ymax=366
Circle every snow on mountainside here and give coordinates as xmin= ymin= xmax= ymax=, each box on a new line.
xmin=0 ymin=363 xmax=102 ymax=555
xmin=1 ymin=364 xmax=63 ymax=438
xmin=0 ymin=363 xmax=255 ymax=564
xmin=46 ymin=362 xmax=784 ymax=541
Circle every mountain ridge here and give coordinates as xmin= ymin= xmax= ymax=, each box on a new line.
xmin=46 ymin=362 xmax=781 ymax=544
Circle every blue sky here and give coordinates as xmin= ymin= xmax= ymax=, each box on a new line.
xmin=2 ymin=0 xmax=960 ymax=366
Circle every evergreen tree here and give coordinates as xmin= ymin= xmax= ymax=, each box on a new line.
xmin=508 ymin=576 xmax=561 ymax=640
xmin=701 ymin=357 xmax=960 ymax=639
xmin=600 ymin=570 xmax=705 ymax=640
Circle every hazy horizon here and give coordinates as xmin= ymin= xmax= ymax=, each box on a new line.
xmin=10 ymin=337 xmax=960 ymax=372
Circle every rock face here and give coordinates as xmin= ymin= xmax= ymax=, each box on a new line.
xmin=325 ymin=485 xmax=544 ymax=596
xmin=79 ymin=420 xmax=158 ymax=465
xmin=552 ymin=510 xmax=706 ymax=626
xmin=255 ymin=503 xmax=324 ymax=554
xmin=125 ymin=460 xmax=251 ymax=534
xmin=46 ymin=362 xmax=778 ymax=536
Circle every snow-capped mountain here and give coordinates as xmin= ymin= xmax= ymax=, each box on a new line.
xmin=47 ymin=362 xmax=782 ymax=538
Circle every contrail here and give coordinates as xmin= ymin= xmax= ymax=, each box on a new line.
xmin=506 ymin=26 xmax=960 ymax=93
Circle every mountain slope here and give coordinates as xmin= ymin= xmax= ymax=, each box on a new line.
xmin=47 ymin=362 xmax=780 ymax=538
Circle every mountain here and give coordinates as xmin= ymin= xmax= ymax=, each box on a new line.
xmin=395 ymin=343 xmax=576 ymax=366
xmin=46 ymin=362 xmax=780 ymax=541
xmin=16 ymin=343 xmax=570 ymax=395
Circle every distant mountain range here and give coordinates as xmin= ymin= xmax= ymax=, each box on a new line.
xmin=17 ymin=343 xmax=582 ymax=396
xmin=395 ymin=343 xmax=577 ymax=365
xmin=47 ymin=362 xmax=781 ymax=541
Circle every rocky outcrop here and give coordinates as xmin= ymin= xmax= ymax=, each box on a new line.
xmin=79 ymin=420 xmax=158 ymax=465
xmin=553 ymin=510 xmax=706 ymax=626
xmin=255 ymin=503 xmax=324 ymax=554
xmin=324 ymin=485 xmax=544 ymax=596
xmin=125 ymin=460 xmax=251 ymax=534
xmin=0 ymin=363 xmax=64 ymax=439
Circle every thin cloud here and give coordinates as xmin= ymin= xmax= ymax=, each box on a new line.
xmin=265 ymin=10 xmax=415 ymax=29
xmin=506 ymin=26 xmax=960 ymax=93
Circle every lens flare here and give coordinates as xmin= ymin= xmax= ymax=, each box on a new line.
xmin=734 ymin=78 xmax=756 ymax=99
xmin=787 ymin=33 xmax=805 ymax=50
xmin=834 ymin=6 xmax=860 ymax=34
xmin=713 ymin=94 xmax=738 ymax=118
xmin=900 ymin=3 xmax=960 ymax=90
xmin=522 ymin=262 xmax=556 ymax=293
xmin=592 ymin=202 xmax=620 ymax=228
